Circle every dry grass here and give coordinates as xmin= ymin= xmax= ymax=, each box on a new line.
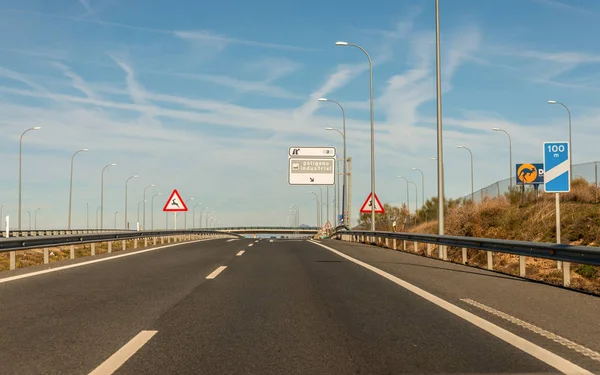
xmin=407 ymin=178 xmax=600 ymax=295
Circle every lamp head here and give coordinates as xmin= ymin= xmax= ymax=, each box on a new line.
xmin=548 ymin=100 xmax=557 ymax=104
xmin=457 ymin=145 xmax=464 ymax=149
xmin=110 ymin=163 xmax=117 ymax=166
xmin=82 ymin=148 xmax=90 ymax=151
xmin=492 ymin=127 xmax=500 ymax=131
xmin=33 ymin=126 xmax=41 ymax=130
xmin=318 ymin=97 xmax=328 ymax=101
xmin=325 ymin=127 xmax=333 ymax=130
xmin=335 ymin=41 xmax=349 ymax=46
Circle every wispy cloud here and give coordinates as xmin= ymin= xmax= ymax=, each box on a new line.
xmin=109 ymin=55 xmax=148 ymax=105
xmin=293 ymin=63 xmax=368 ymax=119
xmin=51 ymin=61 xmax=99 ymax=99
xmin=174 ymin=30 xmax=317 ymax=52
xmin=77 ymin=0 xmax=93 ymax=16
xmin=530 ymin=0 xmax=599 ymax=16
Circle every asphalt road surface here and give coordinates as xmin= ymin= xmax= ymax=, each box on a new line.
xmin=0 ymin=237 xmax=594 ymax=374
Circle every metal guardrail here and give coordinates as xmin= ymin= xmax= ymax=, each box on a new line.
xmin=3 ymin=226 xmax=320 ymax=238
xmin=0 ymin=229 xmax=240 ymax=252
xmin=3 ymin=228 xmax=135 ymax=238
xmin=330 ymin=230 xmax=600 ymax=287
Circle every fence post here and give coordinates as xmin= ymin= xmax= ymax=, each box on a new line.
xmin=487 ymin=251 xmax=493 ymax=270
xmin=108 ymin=242 xmax=112 ymax=253
xmin=562 ymin=262 xmax=571 ymax=287
xmin=70 ymin=245 xmax=75 ymax=259
xmin=44 ymin=248 xmax=49 ymax=264
xmin=462 ymin=248 xmax=467 ymax=264
xmin=91 ymin=243 xmax=95 ymax=256
xmin=9 ymin=251 xmax=16 ymax=270
xmin=519 ymin=256 xmax=526 ymax=277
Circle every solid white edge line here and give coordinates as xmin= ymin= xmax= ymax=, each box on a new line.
xmin=88 ymin=330 xmax=157 ymax=375
xmin=308 ymin=240 xmax=593 ymax=375
xmin=236 ymin=250 xmax=245 ymax=256
xmin=0 ymin=238 xmax=218 ymax=284
xmin=206 ymin=265 xmax=227 ymax=279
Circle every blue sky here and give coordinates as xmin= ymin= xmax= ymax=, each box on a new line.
xmin=1 ymin=0 xmax=600 ymax=229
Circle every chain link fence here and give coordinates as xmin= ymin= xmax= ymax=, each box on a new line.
xmin=461 ymin=161 xmax=600 ymax=203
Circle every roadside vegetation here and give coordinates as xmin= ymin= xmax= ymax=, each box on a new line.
xmin=355 ymin=178 xmax=600 ymax=295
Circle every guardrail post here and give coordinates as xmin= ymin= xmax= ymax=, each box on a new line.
xmin=427 ymin=243 xmax=432 ymax=256
xmin=562 ymin=262 xmax=571 ymax=287
xmin=519 ymin=256 xmax=526 ymax=276
xmin=9 ymin=251 xmax=16 ymax=270
xmin=487 ymin=251 xmax=493 ymax=270
xmin=392 ymin=238 xmax=397 ymax=250
xmin=122 ymin=240 xmax=126 ymax=251
xmin=91 ymin=243 xmax=95 ymax=256
xmin=161 ymin=237 xmax=165 ymax=244
xmin=134 ymin=239 xmax=138 ymax=249
xmin=153 ymin=237 xmax=157 ymax=246
xmin=44 ymin=248 xmax=49 ymax=264
xmin=385 ymin=238 xmax=389 ymax=248
xmin=144 ymin=238 xmax=148 ymax=247
xmin=70 ymin=245 xmax=75 ymax=259
xmin=108 ymin=242 xmax=112 ymax=253
xmin=462 ymin=248 xmax=467 ymax=264
xmin=413 ymin=242 xmax=417 ymax=252
xmin=403 ymin=240 xmax=406 ymax=251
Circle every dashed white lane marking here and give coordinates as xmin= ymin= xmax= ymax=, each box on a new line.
xmin=269 ymin=240 xmax=274 ymax=243
xmin=461 ymin=298 xmax=600 ymax=363
xmin=226 ymin=239 xmax=238 ymax=242
xmin=0 ymin=238 xmax=217 ymax=284
xmin=248 ymin=244 xmax=253 ymax=247
xmin=88 ymin=330 xmax=158 ymax=375
xmin=205 ymin=266 xmax=227 ymax=279
xmin=254 ymin=240 xmax=259 ymax=243
xmin=308 ymin=240 xmax=593 ymax=375
xmin=236 ymin=251 xmax=245 ymax=256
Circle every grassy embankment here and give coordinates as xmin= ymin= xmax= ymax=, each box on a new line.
xmin=407 ymin=178 xmax=600 ymax=295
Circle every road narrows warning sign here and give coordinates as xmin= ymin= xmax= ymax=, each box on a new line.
xmin=163 ymin=189 xmax=188 ymax=212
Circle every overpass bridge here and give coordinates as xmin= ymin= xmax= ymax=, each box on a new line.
xmin=210 ymin=226 xmax=320 ymax=235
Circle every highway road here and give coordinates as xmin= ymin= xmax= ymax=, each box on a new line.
xmin=0 ymin=237 xmax=598 ymax=374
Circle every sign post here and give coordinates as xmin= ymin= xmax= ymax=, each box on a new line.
xmin=163 ymin=189 xmax=188 ymax=231
xmin=543 ymin=141 xmax=570 ymax=286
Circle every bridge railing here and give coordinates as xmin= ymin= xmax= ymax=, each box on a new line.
xmin=0 ymin=230 xmax=240 ymax=271
xmin=329 ymin=230 xmax=600 ymax=288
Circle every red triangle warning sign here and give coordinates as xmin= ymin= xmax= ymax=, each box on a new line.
xmin=360 ymin=192 xmax=385 ymax=213
xmin=163 ymin=189 xmax=188 ymax=212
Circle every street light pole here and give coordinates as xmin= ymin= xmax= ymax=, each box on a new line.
xmin=320 ymin=98 xmax=348 ymax=226
xmin=124 ymin=175 xmax=138 ymax=229
xmin=151 ymin=193 xmax=162 ymax=230
xmin=412 ymin=167 xmax=425 ymax=209
xmin=184 ymin=197 xmax=195 ymax=229
xmin=27 ymin=211 xmax=31 ymax=230
xmin=193 ymin=202 xmax=202 ymax=228
xmin=492 ymin=128 xmax=513 ymax=188
xmin=137 ymin=201 xmax=143 ymax=225
xmin=335 ymin=41 xmax=375 ymax=231
xmin=142 ymin=184 xmax=155 ymax=230
xmin=548 ymin=100 xmax=573 ymax=179
xmin=86 ymin=203 xmax=89 ymax=229
xmin=200 ymin=207 xmax=209 ymax=229
xmin=100 ymin=163 xmax=117 ymax=230
xmin=114 ymin=211 xmax=119 ymax=229
xmin=309 ymin=192 xmax=320 ymax=226
xmin=68 ymin=148 xmax=89 ymax=229
xmin=18 ymin=126 xmax=41 ymax=230
xmin=34 ymin=207 xmax=40 ymax=230
xmin=397 ymin=176 xmax=410 ymax=214
xmin=457 ymin=145 xmax=474 ymax=201
xmin=409 ymin=182 xmax=418 ymax=218
xmin=435 ymin=0 xmax=446 ymax=257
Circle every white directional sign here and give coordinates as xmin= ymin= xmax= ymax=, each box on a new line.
xmin=288 ymin=146 xmax=336 ymax=186
xmin=289 ymin=146 xmax=336 ymax=157
xmin=288 ymin=158 xmax=335 ymax=185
